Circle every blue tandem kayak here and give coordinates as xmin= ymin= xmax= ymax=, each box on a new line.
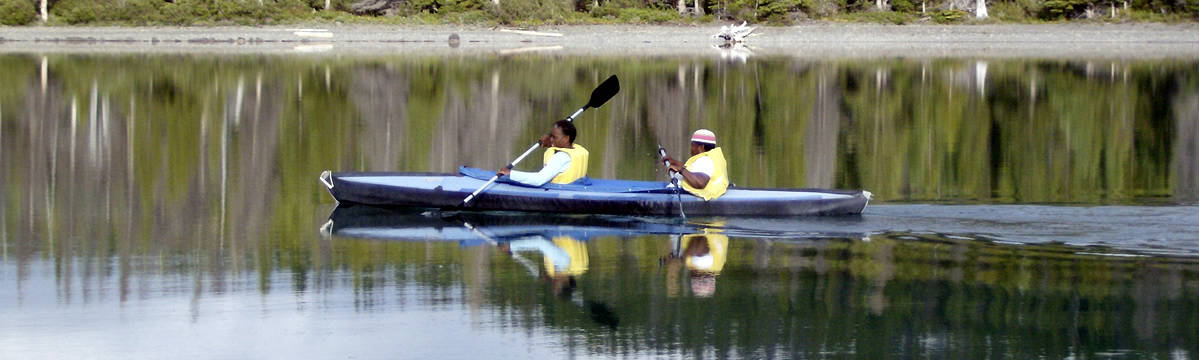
xmin=319 ymin=167 xmax=872 ymax=216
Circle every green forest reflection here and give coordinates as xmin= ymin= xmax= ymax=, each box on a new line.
xmin=1 ymin=53 xmax=1198 ymax=357
xmin=327 ymin=234 xmax=1199 ymax=358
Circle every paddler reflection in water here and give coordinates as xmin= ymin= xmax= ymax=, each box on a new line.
xmin=662 ymin=129 xmax=729 ymax=200
xmin=662 ymin=232 xmax=729 ymax=297
xmin=496 ymin=235 xmax=589 ymax=297
xmin=497 ymin=119 xmax=589 ymax=187
xmin=496 ymin=235 xmax=620 ymax=329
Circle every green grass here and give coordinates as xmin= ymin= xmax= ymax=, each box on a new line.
xmin=931 ymin=9 xmax=969 ymax=23
xmin=0 ymin=0 xmax=37 ymax=25
xmin=829 ymin=10 xmax=918 ymax=24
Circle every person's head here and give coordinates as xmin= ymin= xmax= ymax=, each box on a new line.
xmin=682 ymin=235 xmax=711 ymax=257
xmin=551 ymin=120 xmax=577 ymax=148
xmin=690 ymin=272 xmax=716 ymax=298
xmin=552 ymin=275 xmax=577 ymax=299
xmin=689 ymin=129 xmax=716 ymax=156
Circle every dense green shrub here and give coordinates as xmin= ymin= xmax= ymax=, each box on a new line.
xmin=891 ymin=0 xmax=917 ymax=12
xmin=443 ymin=0 xmax=487 ymax=12
xmin=1040 ymin=0 xmax=1092 ymax=18
xmin=301 ymin=0 xmax=357 ymax=11
xmin=491 ymin=0 xmax=572 ymax=23
xmin=719 ymin=0 xmax=755 ymax=20
xmin=621 ymin=7 xmax=681 ymax=21
xmin=588 ymin=3 xmax=619 ymax=17
xmin=806 ymin=0 xmax=847 ymax=16
xmin=51 ymin=0 xmax=113 ymax=24
xmin=756 ymin=0 xmax=809 ymax=22
xmin=932 ymin=8 xmax=968 ymax=21
xmin=8 ymin=0 xmax=1197 ymax=25
xmin=51 ymin=0 xmax=310 ymax=25
xmin=0 ymin=0 xmax=37 ymax=25
xmin=713 ymin=0 xmax=807 ymax=22
xmin=833 ymin=9 xmax=916 ymax=22
xmin=1131 ymin=0 xmax=1198 ymax=16
xmin=989 ymin=0 xmax=1036 ymax=21
xmin=591 ymin=5 xmax=681 ymax=22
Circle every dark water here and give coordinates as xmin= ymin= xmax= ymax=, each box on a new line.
xmin=2 ymin=53 xmax=1198 ymax=358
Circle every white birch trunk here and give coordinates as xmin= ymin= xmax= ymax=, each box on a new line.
xmin=325 ymin=0 xmax=331 ymax=9
xmin=678 ymin=0 xmax=686 ymax=13
xmin=693 ymin=0 xmax=703 ymax=15
xmin=876 ymin=0 xmax=886 ymax=11
xmin=975 ymin=0 xmax=988 ymax=18
xmin=40 ymin=0 xmax=47 ymax=22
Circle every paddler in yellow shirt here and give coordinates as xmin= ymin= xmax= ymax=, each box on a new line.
xmin=497 ymin=120 xmax=589 ymax=186
xmin=662 ymin=129 xmax=729 ymax=200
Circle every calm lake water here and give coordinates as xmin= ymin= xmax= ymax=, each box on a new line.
xmin=2 ymin=52 xmax=1198 ymax=359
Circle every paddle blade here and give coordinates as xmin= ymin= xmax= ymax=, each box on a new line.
xmin=586 ymin=75 xmax=620 ymax=109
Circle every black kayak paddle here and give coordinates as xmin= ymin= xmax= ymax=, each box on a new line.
xmin=462 ymin=75 xmax=620 ymax=206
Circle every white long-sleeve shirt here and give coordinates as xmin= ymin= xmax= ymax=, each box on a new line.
xmin=507 ymin=236 xmax=572 ymax=274
xmin=508 ymin=151 xmax=571 ymax=187
xmin=669 ymin=155 xmax=714 ymax=186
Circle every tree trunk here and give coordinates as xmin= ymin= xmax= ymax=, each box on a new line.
xmin=1175 ymin=93 xmax=1199 ymax=202
xmin=678 ymin=0 xmax=686 ymax=14
xmin=876 ymin=0 xmax=885 ymax=10
xmin=40 ymin=0 xmax=47 ymax=22
xmin=975 ymin=0 xmax=988 ymax=18
xmin=325 ymin=0 xmax=331 ymax=9
xmin=693 ymin=0 xmax=703 ymax=15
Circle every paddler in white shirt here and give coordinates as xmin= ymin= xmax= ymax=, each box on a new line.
xmin=497 ymin=119 xmax=589 ymax=187
xmin=662 ymin=129 xmax=729 ymax=201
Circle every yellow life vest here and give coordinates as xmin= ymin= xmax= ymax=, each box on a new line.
xmin=542 ymin=144 xmax=589 ymax=184
xmin=680 ymin=147 xmax=729 ymax=201
xmin=543 ymin=236 xmax=589 ymax=277
xmin=682 ymin=228 xmax=728 ymax=274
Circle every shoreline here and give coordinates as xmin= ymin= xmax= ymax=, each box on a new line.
xmin=2 ymin=23 xmax=1198 ymax=58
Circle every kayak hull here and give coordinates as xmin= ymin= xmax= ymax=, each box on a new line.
xmin=321 ymin=170 xmax=870 ymax=216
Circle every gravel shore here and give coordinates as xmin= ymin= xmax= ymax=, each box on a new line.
xmin=1 ymin=23 xmax=1197 ymax=58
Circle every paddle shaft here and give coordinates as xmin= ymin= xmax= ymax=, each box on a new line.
xmin=658 ymin=146 xmax=686 ymax=219
xmin=462 ymin=107 xmax=588 ymax=206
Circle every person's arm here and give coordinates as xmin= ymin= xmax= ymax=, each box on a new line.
xmin=666 ymin=157 xmax=712 ymax=188
xmin=678 ymin=168 xmax=710 ymax=189
xmin=508 ymin=151 xmax=571 ymax=187
xmin=506 ymin=236 xmax=572 ymax=272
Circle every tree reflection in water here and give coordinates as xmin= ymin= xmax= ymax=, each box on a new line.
xmin=0 ymin=53 xmax=1197 ymax=358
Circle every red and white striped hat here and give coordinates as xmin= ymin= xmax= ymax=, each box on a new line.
xmin=691 ymin=129 xmax=717 ymax=145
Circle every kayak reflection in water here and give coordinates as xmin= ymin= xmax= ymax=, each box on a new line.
xmin=497 ymin=235 xmax=590 ymax=298
xmin=662 ymin=231 xmax=729 ymax=298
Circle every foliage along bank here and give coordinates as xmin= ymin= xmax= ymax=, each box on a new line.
xmin=0 ymin=0 xmax=1195 ymax=26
